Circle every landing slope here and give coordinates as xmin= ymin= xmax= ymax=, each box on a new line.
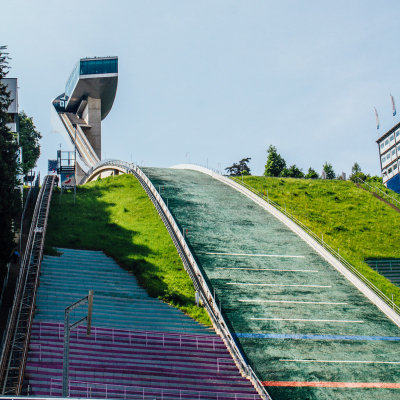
xmin=143 ymin=167 xmax=400 ymax=400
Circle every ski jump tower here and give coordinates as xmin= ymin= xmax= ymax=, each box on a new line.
xmin=52 ymin=57 xmax=118 ymax=178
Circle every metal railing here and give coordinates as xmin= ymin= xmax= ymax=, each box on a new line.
xmin=80 ymin=160 xmax=269 ymax=400
xmin=231 ymin=177 xmax=400 ymax=316
xmin=36 ymin=322 xmax=221 ymax=350
xmin=59 ymin=114 xmax=99 ymax=168
xmin=354 ymin=177 xmax=400 ymax=209
xmin=48 ymin=378 xmax=259 ymax=400
xmin=0 ymin=175 xmax=56 ymax=394
xmin=79 ymin=159 xmax=133 ymax=185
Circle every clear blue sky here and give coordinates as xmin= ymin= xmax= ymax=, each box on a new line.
xmin=2 ymin=0 xmax=400 ymax=177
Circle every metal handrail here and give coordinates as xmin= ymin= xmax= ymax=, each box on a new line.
xmin=17 ymin=176 xmax=55 ymax=392
xmin=38 ymin=322 xmax=221 ymax=350
xmin=0 ymin=175 xmax=55 ymax=394
xmin=59 ymin=114 xmax=99 ymax=168
xmin=0 ymin=180 xmax=44 ymax=386
xmin=354 ymin=177 xmax=400 ymax=208
xmin=79 ymin=159 xmax=133 ymax=185
xmin=80 ymin=160 xmax=270 ymax=399
xmin=232 ymin=177 xmax=400 ymax=315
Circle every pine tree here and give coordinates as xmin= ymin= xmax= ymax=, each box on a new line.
xmin=264 ymin=145 xmax=286 ymax=177
xmin=0 ymin=46 xmax=20 ymax=270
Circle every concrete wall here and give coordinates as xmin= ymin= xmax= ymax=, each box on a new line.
xmin=83 ymin=97 xmax=102 ymax=158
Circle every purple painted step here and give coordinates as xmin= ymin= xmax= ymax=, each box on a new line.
xmin=25 ymin=245 xmax=261 ymax=399
xmin=25 ymin=322 xmax=259 ymax=398
xmin=27 ymin=378 xmax=258 ymax=399
xmin=29 ymin=381 xmax=259 ymax=400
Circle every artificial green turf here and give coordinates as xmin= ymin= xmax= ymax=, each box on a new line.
xmin=142 ymin=168 xmax=400 ymax=400
xmin=44 ymin=174 xmax=210 ymax=326
xmin=236 ymin=176 xmax=400 ymax=307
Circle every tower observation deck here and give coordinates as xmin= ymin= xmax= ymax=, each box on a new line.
xmin=52 ymin=57 xmax=118 ymax=175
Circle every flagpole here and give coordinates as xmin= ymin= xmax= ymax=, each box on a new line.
xmin=374 ymin=107 xmax=380 ymax=131
xmin=391 ymin=94 xmax=397 ymax=126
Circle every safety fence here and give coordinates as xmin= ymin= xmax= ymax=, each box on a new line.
xmin=232 ymin=177 xmax=400 ymax=316
xmin=0 ymin=175 xmax=56 ymax=394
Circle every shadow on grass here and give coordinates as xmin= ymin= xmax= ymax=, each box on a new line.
xmin=44 ymin=184 xmax=171 ymax=300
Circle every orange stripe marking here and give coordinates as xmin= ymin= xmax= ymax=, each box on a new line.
xmin=262 ymin=381 xmax=400 ymax=388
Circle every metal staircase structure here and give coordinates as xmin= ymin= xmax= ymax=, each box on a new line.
xmin=0 ymin=175 xmax=55 ymax=394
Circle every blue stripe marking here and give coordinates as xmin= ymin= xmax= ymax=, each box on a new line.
xmin=235 ymin=333 xmax=400 ymax=341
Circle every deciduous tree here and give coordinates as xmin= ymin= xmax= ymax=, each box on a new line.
xmin=281 ymin=164 xmax=304 ymax=178
xmin=0 ymin=46 xmax=20 ymax=269
xmin=322 ymin=162 xmax=335 ymax=179
xmin=305 ymin=167 xmax=319 ymax=179
xmin=19 ymin=111 xmax=42 ymax=175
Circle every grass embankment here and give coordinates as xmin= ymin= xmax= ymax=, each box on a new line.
xmin=239 ymin=176 xmax=400 ymax=307
xmin=45 ymin=174 xmax=210 ymax=326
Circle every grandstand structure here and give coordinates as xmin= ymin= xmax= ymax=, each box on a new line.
xmin=24 ymin=248 xmax=258 ymax=399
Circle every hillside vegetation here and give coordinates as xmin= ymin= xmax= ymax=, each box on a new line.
xmin=238 ymin=176 xmax=400 ymax=306
xmin=45 ymin=174 xmax=210 ymax=326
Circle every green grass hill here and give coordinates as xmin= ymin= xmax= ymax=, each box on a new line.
xmin=238 ymin=175 xmax=400 ymax=307
xmin=45 ymin=174 xmax=210 ymax=326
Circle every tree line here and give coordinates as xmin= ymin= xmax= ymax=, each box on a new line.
xmin=0 ymin=46 xmax=42 ymax=272
xmin=226 ymin=145 xmax=378 ymax=182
